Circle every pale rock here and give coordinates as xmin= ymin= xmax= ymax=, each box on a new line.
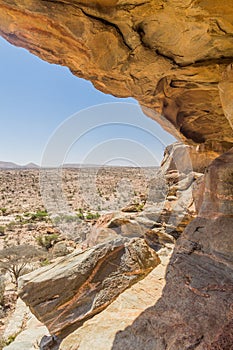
xmin=18 ymin=238 xmax=160 ymax=338
xmin=59 ymin=254 xmax=172 ymax=350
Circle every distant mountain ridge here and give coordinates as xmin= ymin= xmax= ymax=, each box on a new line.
xmin=0 ymin=161 xmax=159 ymax=169
xmin=0 ymin=161 xmax=39 ymax=169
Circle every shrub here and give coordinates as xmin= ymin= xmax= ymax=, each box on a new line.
xmin=30 ymin=210 xmax=48 ymax=221
xmin=36 ymin=234 xmax=59 ymax=250
xmin=85 ymin=212 xmax=100 ymax=220
xmin=0 ymin=208 xmax=7 ymax=216
xmin=76 ymin=209 xmax=84 ymax=220
xmin=0 ymin=245 xmax=46 ymax=286
xmin=6 ymin=222 xmax=16 ymax=232
xmin=53 ymin=214 xmax=79 ymax=224
xmin=0 ymin=226 xmax=5 ymax=235
xmin=40 ymin=258 xmax=51 ymax=267
xmin=135 ymin=203 xmax=145 ymax=212
xmin=4 ymin=334 xmax=17 ymax=346
xmin=15 ymin=211 xmax=49 ymax=225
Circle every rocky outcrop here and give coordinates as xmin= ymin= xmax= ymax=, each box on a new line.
xmin=18 ymin=237 xmax=160 ymax=339
xmin=160 ymin=142 xmax=219 ymax=174
xmin=86 ymin=143 xmax=203 ymax=249
xmin=3 ymin=299 xmax=48 ymax=350
xmin=0 ymin=0 xmax=233 ymax=151
xmin=111 ymin=148 xmax=233 ymax=349
xmin=59 ymin=253 xmax=171 ymax=350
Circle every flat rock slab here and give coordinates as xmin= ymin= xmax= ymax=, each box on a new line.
xmin=18 ymin=238 xmax=160 ymax=338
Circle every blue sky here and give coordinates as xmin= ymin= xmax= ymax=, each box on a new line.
xmin=0 ymin=36 xmax=175 ymax=166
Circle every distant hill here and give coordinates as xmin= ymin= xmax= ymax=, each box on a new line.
xmin=22 ymin=162 xmax=39 ymax=169
xmin=0 ymin=161 xmax=159 ymax=169
xmin=0 ymin=161 xmax=39 ymax=169
xmin=0 ymin=161 xmax=19 ymax=169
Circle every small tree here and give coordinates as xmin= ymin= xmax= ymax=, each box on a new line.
xmin=0 ymin=245 xmax=46 ymax=286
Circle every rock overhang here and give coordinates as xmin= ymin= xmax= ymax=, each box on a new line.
xmin=0 ymin=0 xmax=232 ymax=152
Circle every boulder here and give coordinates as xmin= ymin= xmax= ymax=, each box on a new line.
xmin=59 ymin=254 xmax=172 ymax=350
xmin=18 ymin=238 xmax=160 ymax=338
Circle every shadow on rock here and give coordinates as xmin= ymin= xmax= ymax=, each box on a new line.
xmin=111 ymin=149 xmax=233 ymax=350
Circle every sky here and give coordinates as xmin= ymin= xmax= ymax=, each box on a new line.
xmin=0 ymin=36 xmax=176 ymax=166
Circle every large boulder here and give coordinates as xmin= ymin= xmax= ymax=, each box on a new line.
xmin=59 ymin=254 xmax=172 ymax=350
xmin=18 ymin=237 xmax=160 ymax=338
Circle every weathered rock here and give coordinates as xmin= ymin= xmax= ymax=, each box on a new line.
xmin=59 ymin=254 xmax=172 ymax=350
xmin=107 ymin=216 xmax=143 ymax=237
xmin=87 ymin=227 xmax=118 ymax=247
xmin=3 ymin=299 xmax=48 ymax=350
xmin=199 ymin=147 xmax=233 ymax=219
xmin=86 ymin=213 xmax=143 ymax=247
xmin=121 ymin=202 xmax=144 ymax=213
xmin=111 ymin=148 xmax=233 ymax=350
xmin=88 ymin=145 xmax=203 ymax=248
xmin=0 ymin=1 xmax=232 ymax=150
xmin=3 ymin=298 xmax=30 ymax=341
xmin=0 ymin=2 xmax=232 ymax=347
xmin=18 ymin=238 xmax=160 ymax=338
xmin=161 ymin=142 xmax=219 ymax=174
xmin=144 ymin=229 xmax=175 ymax=252
xmin=51 ymin=241 xmax=70 ymax=258
xmin=39 ymin=335 xmax=60 ymax=350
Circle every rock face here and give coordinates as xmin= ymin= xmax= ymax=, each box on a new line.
xmin=18 ymin=237 xmax=160 ymax=338
xmin=59 ymin=254 xmax=171 ymax=350
xmin=111 ymin=148 xmax=233 ymax=349
xmin=3 ymin=299 xmax=48 ymax=350
xmin=0 ymin=0 xmax=233 ymax=151
xmin=160 ymin=142 xmax=219 ymax=174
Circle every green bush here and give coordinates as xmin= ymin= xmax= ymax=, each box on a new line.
xmin=53 ymin=214 xmax=79 ymax=224
xmin=76 ymin=209 xmax=84 ymax=220
xmin=36 ymin=234 xmax=59 ymax=250
xmin=0 ymin=208 xmax=7 ymax=216
xmin=6 ymin=222 xmax=16 ymax=232
xmin=0 ymin=226 xmax=5 ymax=235
xmin=15 ymin=211 xmax=49 ymax=225
xmin=30 ymin=210 xmax=48 ymax=221
xmin=40 ymin=258 xmax=51 ymax=267
xmin=135 ymin=203 xmax=145 ymax=212
xmin=5 ymin=334 xmax=17 ymax=346
xmin=85 ymin=212 xmax=100 ymax=220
